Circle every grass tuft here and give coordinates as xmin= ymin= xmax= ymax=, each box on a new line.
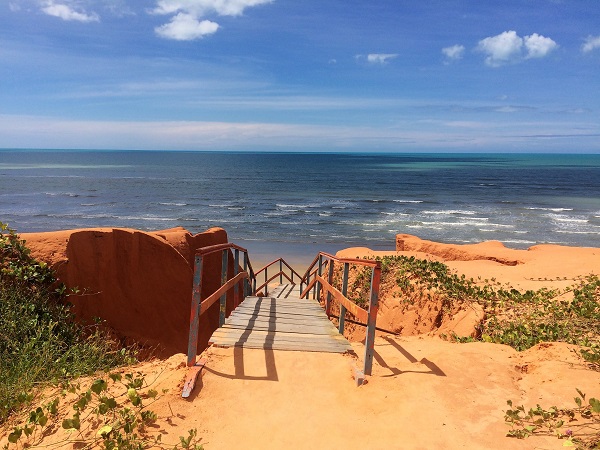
xmin=0 ymin=222 xmax=135 ymax=424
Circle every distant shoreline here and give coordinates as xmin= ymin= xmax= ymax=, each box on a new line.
xmin=2 ymin=147 xmax=600 ymax=155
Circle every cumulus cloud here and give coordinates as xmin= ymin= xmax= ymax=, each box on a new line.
xmin=151 ymin=0 xmax=272 ymax=40
xmin=442 ymin=44 xmax=465 ymax=62
xmin=523 ymin=33 xmax=558 ymax=59
xmin=477 ymin=31 xmax=523 ymax=66
xmin=41 ymin=0 xmax=100 ymax=22
xmin=152 ymin=0 xmax=272 ymax=17
xmin=582 ymin=35 xmax=600 ymax=53
xmin=155 ymin=13 xmax=219 ymax=40
xmin=476 ymin=30 xmax=557 ymax=66
xmin=363 ymin=53 xmax=398 ymax=64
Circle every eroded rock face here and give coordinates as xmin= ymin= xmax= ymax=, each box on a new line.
xmin=21 ymin=226 xmax=230 ymax=354
xmin=396 ymin=234 xmax=522 ymax=266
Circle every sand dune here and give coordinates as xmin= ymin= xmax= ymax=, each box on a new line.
xmin=3 ymin=230 xmax=599 ymax=449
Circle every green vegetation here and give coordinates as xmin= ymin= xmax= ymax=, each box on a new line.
xmin=355 ymin=254 xmax=600 ymax=448
xmin=4 ymin=371 xmax=203 ymax=450
xmin=0 ymin=223 xmax=135 ymax=424
xmin=504 ymin=390 xmax=600 ymax=449
xmin=360 ymin=255 xmax=600 ymax=355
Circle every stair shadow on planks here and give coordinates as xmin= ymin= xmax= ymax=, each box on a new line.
xmin=208 ymin=283 xmax=352 ymax=354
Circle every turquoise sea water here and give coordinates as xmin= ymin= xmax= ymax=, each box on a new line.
xmin=1 ymin=150 xmax=599 ymax=264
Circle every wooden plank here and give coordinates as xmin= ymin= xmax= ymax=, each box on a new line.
xmin=210 ymin=328 xmax=350 ymax=345
xmin=207 ymin=283 xmax=353 ymax=354
xmin=225 ymin=314 xmax=332 ymax=326
xmin=235 ymin=297 xmax=322 ymax=308
xmin=231 ymin=306 xmax=325 ymax=318
xmin=220 ymin=322 xmax=340 ymax=335
xmin=226 ymin=313 xmax=332 ymax=326
xmin=233 ymin=301 xmax=324 ymax=313
xmin=209 ymin=332 xmax=351 ymax=352
xmin=225 ymin=317 xmax=335 ymax=329
xmin=181 ymin=359 xmax=206 ymax=398
xmin=210 ymin=340 xmax=350 ymax=353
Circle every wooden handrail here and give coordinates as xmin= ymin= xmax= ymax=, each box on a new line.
xmin=315 ymin=274 xmax=368 ymax=323
xmin=254 ymin=257 xmax=301 ymax=295
xmin=254 ymin=257 xmax=301 ymax=279
xmin=301 ymin=252 xmax=378 ymax=282
xmin=199 ymin=271 xmax=248 ymax=315
xmin=300 ymin=251 xmax=381 ymax=377
xmin=255 ymin=271 xmax=294 ymax=295
xmin=193 ymin=242 xmax=255 ymax=281
xmin=300 ymin=276 xmax=318 ymax=298
xmin=195 ymin=242 xmax=250 ymax=256
xmin=187 ymin=243 xmax=256 ymax=369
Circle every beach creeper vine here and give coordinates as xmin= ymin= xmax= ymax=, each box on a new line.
xmin=3 ymin=371 xmax=204 ymax=450
xmin=355 ymin=255 xmax=600 ymax=359
xmin=352 ymin=254 xmax=600 ymax=448
xmin=504 ymin=389 xmax=600 ymax=449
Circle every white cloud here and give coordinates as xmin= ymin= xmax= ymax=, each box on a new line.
xmin=2 ymin=113 xmax=599 ymax=152
xmin=442 ymin=44 xmax=465 ymax=62
xmin=582 ymin=35 xmax=600 ymax=53
xmin=155 ymin=13 xmax=219 ymax=40
xmin=41 ymin=1 xmax=100 ymax=22
xmin=152 ymin=0 xmax=273 ymax=17
xmin=103 ymin=0 xmax=136 ymax=18
xmin=365 ymin=53 xmax=398 ymax=64
xmin=151 ymin=0 xmax=272 ymax=40
xmin=476 ymin=30 xmax=557 ymax=66
xmin=523 ymin=33 xmax=557 ymax=59
xmin=477 ymin=30 xmax=523 ymax=66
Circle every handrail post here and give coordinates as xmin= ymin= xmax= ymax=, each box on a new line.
xmin=339 ymin=262 xmax=349 ymax=334
xmin=279 ymin=259 xmax=283 ymax=284
xmin=363 ymin=264 xmax=381 ymax=376
xmin=326 ymin=259 xmax=334 ymax=317
xmin=314 ymin=254 xmax=323 ymax=300
xmin=264 ymin=266 xmax=268 ymax=296
xmin=219 ymin=249 xmax=228 ymax=326
xmin=243 ymin=252 xmax=249 ymax=297
xmin=187 ymin=254 xmax=203 ymax=367
xmin=233 ymin=249 xmax=240 ymax=308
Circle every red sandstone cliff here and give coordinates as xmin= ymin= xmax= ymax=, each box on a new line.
xmin=20 ymin=226 xmax=233 ymax=354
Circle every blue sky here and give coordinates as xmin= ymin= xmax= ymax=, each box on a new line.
xmin=1 ymin=0 xmax=600 ymax=152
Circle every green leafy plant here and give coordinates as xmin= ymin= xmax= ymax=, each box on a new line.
xmin=505 ymin=389 xmax=600 ymax=449
xmin=351 ymin=255 xmax=600 ymax=352
xmin=1 ymin=222 xmax=135 ymax=423
xmin=350 ymin=255 xmax=600 ymax=448
xmin=4 ymin=371 xmax=203 ymax=450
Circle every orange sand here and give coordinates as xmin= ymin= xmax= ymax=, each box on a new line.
xmin=2 ymin=231 xmax=599 ymax=449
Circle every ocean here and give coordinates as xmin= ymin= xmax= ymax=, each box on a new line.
xmin=1 ymin=150 xmax=599 ymax=266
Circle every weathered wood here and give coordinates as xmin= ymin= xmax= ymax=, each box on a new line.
xmin=182 ymin=359 xmax=206 ymax=398
xmin=208 ymin=286 xmax=353 ymax=354
xmin=199 ymin=271 xmax=248 ymax=315
xmin=209 ymin=330 xmax=351 ymax=353
xmin=221 ymin=321 xmax=340 ymax=335
xmin=187 ymin=255 xmax=203 ymax=367
xmin=300 ymin=277 xmax=318 ymax=298
xmin=315 ymin=274 xmax=368 ymax=323
xmin=269 ymin=283 xmax=297 ymax=298
xmin=363 ymin=265 xmax=381 ymax=376
xmin=255 ymin=271 xmax=294 ymax=295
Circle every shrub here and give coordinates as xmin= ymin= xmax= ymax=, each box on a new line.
xmin=0 ymin=223 xmax=135 ymax=423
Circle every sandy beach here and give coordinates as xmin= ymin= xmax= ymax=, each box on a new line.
xmin=2 ymin=227 xmax=599 ymax=449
